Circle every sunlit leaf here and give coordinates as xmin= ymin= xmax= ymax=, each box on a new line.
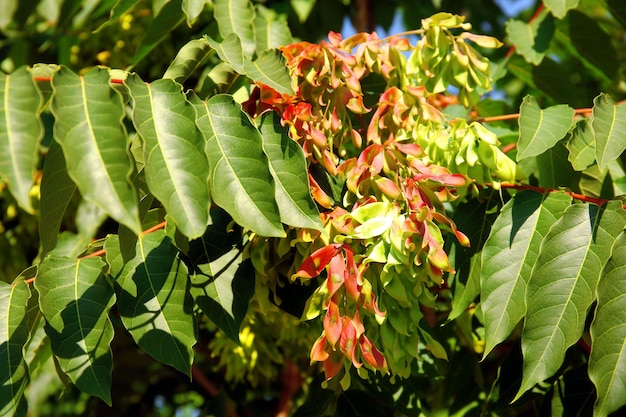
xmin=514 ymin=201 xmax=626 ymax=401
xmin=589 ymin=232 xmax=626 ymax=417
xmin=35 ymin=255 xmax=116 ymax=405
xmin=0 ymin=279 xmax=30 ymax=417
xmin=187 ymin=208 xmax=254 ymax=343
xmin=126 ymin=74 xmax=211 ymax=239
xmin=213 ymin=0 xmax=256 ymax=57
xmin=254 ymin=5 xmax=294 ymax=52
xmin=517 ymin=95 xmax=575 ymax=160
xmin=506 ymin=11 xmax=554 ymax=65
xmin=244 ymin=49 xmax=294 ymax=94
xmin=192 ymin=94 xmax=285 ymax=237
xmin=257 ymin=112 xmax=321 ymax=231
xmin=481 ymin=191 xmax=571 ymax=358
xmin=566 ymin=118 xmax=596 ymax=171
xmin=50 ymin=66 xmax=141 ymax=235
xmin=290 ymin=0 xmax=316 ymax=22
xmin=106 ymin=231 xmax=196 ymax=376
xmin=163 ymin=38 xmax=214 ymax=84
xmin=0 ymin=66 xmax=43 ymax=213
xmin=543 ymin=0 xmax=579 ymax=19
xmin=181 ymin=0 xmax=210 ymax=25
xmin=592 ymin=93 xmax=626 ymax=172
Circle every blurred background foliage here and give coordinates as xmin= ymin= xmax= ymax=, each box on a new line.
xmin=1 ymin=0 xmax=625 ymax=416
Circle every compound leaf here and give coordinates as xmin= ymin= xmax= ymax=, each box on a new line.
xmin=193 ymin=94 xmax=285 ymax=237
xmin=481 ymin=191 xmax=571 ymax=358
xmin=514 ymin=201 xmax=626 ymax=401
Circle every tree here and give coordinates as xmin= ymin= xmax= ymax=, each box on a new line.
xmin=1 ymin=1 xmax=625 ymax=416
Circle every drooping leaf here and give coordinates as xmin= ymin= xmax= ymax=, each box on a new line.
xmin=205 ymin=34 xmax=245 ymax=74
xmin=592 ymin=93 xmax=626 ymax=172
xmin=566 ymin=117 xmax=596 ymax=171
xmin=126 ymin=74 xmax=211 ymax=239
xmin=50 ymin=66 xmax=141 ymax=235
xmin=0 ymin=66 xmax=43 ymax=213
xmin=558 ymin=11 xmax=619 ymax=80
xmin=181 ymin=0 xmax=210 ymax=25
xmin=481 ymin=191 xmax=571 ymax=358
xmin=514 ymin=201 xmax=626 ymax=401
xmin=35 ymin=255 xmax=116 ymax=405
xmin=254 ymin=5 xmax=294 ymax=52
xmin=163 ymin=37 xmax=215 ymax=84
xmin=506 ymin=11 xmax=554 ymax=65
xmin=213 ymin=0 xmax=256 ymax=57
xmin=290 ymin=0 xmax=316 ymax=22
xmin=0 ymin=279 xmax=31 ymax=417
xmin=589 ymin=232 xmax=626 ymax=417
xmin=517 ymin=95 xmax=575 ymax=160
xmin=257 ymin=112 xmax=321 ymax=231
xmin=106 ymin=231 xmax=196 ymax=376
xmin=192 ymin=94 xmax=285 ymax=237
xmin=133 ymin=0 xmax=185 ymax=65
xmin=543 ymin=0 xmax=579 ymax=19
xmin=38 ymin=140 xmax=77 ymax=257
xmin=187 ymin=208 xmax=254 ymax=343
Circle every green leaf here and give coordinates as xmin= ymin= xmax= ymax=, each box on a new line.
xmin=192 ymin=94 xmax=285 ymax=237
xmin=126 ymin=74 xmax=211 ymax=239
xmin=558 ymin=11 xmax=619 ymax=80
xmin=133 ymin=0 xmax=185 ymax=65
xmin=35 ymin=255 xmax=116 ymax=405
xmin=254 ymin=5 xmax=294 ymax=52
xmin=566 ymin=118 xmax=596 ymax=171
xmin=181 ymin=0 xmax=210 ymax=25
xmin=244 ymin=49 xmax=294 ymax=95
xmin=0 ymin=0 xmax=18 ymax=30
xmin=213 ymin=0 xmax=256 ymax=57
xmin=589 ymin=232 xmax=626 ymax=417
xmin=290 ymin=0 xmax=316 ymax=22
xmin=592 ymin=93 xmax=626 ymax=172
xmin=608 ymin=0 xmax=626 ymax=29
xmin=543 ymin=0 xmax=579 ymax=19
xmin=0 ymin=66 xmax=43 ymax=213
xmin=50 ymin=66 xmax=142 ymax=235
xmin=187 ymin=208 xmax=254 ymax=343
xmin=39 ymin=140 xmax=77 ymax=257
xmin=506 ymin=12 xmax=554 ymax=65
xmin=94 ymin=0 xmax=137 ymax=33
xmin=517 ymin=95 xmax=575 ymax=161
xmin=481 ymin=191 xmax=571 ymax=358
xmin=257 ymin=112 xmax=321 ymax=231
xmin=536 ymin=138 xmax=581 ymax=191
xmin=106 ymin=231 xmax=196 ymax=376
xmin=206 ymin=34 xmax=293 ymax=94
xmin=0 ymin=279 xmax=31 ymax=417
xmin=163 ymin=37 xmax=215 ymax=84
xmin=514 ymin=201 xmax=626 ymax=401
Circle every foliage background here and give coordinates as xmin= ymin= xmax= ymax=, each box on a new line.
xmin=1 ymin=0 xmax=625 ymax=416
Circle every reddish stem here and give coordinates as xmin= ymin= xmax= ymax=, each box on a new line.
xmin=496 ymin=183 xmax=623 ymax=208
